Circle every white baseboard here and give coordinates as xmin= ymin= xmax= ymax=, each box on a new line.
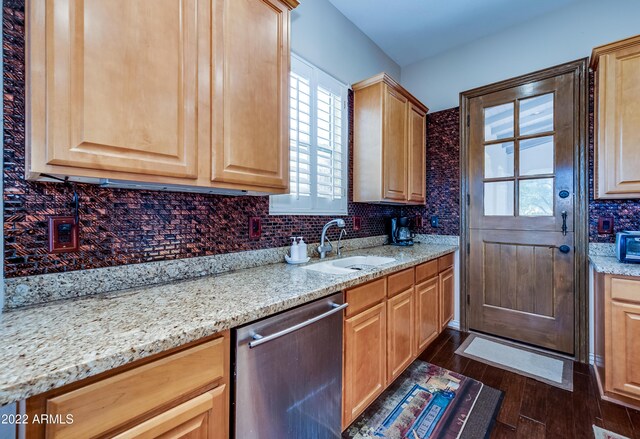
xmin=447 ymin=320 xmax=460 ymax=330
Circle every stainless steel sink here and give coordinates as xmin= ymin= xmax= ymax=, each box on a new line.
xmin=302 ymin=256 xmax=396 ymax=275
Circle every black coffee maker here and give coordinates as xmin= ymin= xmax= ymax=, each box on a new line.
xmin=388 ymin=217 xmax=414 ymax=246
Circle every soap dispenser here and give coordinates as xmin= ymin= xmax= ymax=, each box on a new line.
xmin=290 ymin=237 xmax=300 ymax=261
xmin=297 ymin=237 xmax=307 ymax=260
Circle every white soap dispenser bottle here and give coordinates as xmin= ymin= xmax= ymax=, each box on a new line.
xmin=297 ymin=237 xmax=307 ymax=260
xmin=290 ymin=237 xmax=300 ymax=261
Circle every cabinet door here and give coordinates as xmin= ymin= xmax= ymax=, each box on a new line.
xmin=407 ymin=104 xmax=426 ymax=204
xmin=439 ymin=267 xmax=454 ymax=330
xmin=31 ymin=0 xmax=201 ymax=179
xmin=343 ymin=302 xmax=387 ymax=428
xmin=595 ymin=42 xmax=640 ymax=198
xmin=211 ymin=0 xmax=290 ymax=190
xmin=113 ymin=386 xmax=227 ymax=439
xmin=382 ymin=85 xmax=408 ymax=202
xmin=415 ymin=276 xmax=439 ymax=355
xmin=609 ymin=301 xmax=640 ymax=398
xmin=387 ymin=289 xmax=415 ymax=382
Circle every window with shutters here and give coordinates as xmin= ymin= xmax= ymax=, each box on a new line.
xmin=269 ymin=54 xmax=349 ymax=215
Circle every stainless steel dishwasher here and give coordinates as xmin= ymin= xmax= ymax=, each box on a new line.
xmin=234 ymin=292 xmax=347 ymax=439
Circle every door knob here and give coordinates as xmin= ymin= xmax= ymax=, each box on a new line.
xmin=559 ymin=245 xmax=571 ymax=253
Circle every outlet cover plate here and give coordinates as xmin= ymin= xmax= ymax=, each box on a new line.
xmin=249 ymin=217 xmax=262 ymax=239
xmin=48 ymin=216 xmax=79 ymax=253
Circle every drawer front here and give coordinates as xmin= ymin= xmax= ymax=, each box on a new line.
xmin=438 ymin=253 xmax=454 ymax=272
xmin=346 ymin=277 xmax=387 ymax=317
xmin=415 ymin=260 xmax=438 ymax=284
xmin=387 ymin=268 xmax=414 ymax=298
xmin=46 ymin=336 xmax=227 ymax=439
xmin=610 ymin=276 xmax=640 ymax=303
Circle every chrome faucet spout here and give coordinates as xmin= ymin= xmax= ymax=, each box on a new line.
xmin=317 ymin=219 xmax=346 ymax=259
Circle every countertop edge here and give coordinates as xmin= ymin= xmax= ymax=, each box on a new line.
xmin=0 ymin=244 xmax=458 ymax=405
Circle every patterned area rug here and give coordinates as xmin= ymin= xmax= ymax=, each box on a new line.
xmin=343 ymin=361 xmax=502 ymax=439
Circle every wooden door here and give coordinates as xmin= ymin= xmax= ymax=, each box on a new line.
xmin=387 ymin=289 xmax=415 ymax=382
xmin=593 ymin=36 xmax=640 ymax=198
xmin=343 ymin=302 xmax=386 ymax=427
xmin=113 ymin=386 xmax=227 ymax=439
xmin=467 ymin=72 xmax=576 ymax=354
xmin=32 ymin=0 xmax=202 ymax=179
xmin=439 ymin=267 xmax=454 ymax=331
xmin=609 ymin=301 xmax=640 ymax=398
xmin=382 ymin=85 xmax=408 ymax=202
xmin=415 ymin=276 xmax=439 ymax=354
xmin=211 ymin=0 xmax=290 ymax=190
xmin=407 ymin=104 xmax=426 ymax=203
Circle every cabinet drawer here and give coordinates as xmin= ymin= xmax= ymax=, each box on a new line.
xmin=346 ymin=277 xmax=387 ymax=317
xmin=387 ymin=268 xmax=414 ymax=298
xmin=611 ymin=277 xmax=640 ymax=303
xmin=438 ymin=253 xmax=454 ymax=272
xmin=415 ymin=260 xmax=438 ymax=284
xmin=46 ymin=336 xmax=227 ymax=439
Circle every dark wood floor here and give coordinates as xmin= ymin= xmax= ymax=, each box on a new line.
xmin=418 ymin=329 xmax=640 ymax=439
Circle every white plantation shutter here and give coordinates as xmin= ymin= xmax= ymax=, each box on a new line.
xmin=270 ymin=54 xmax=348 ymax=215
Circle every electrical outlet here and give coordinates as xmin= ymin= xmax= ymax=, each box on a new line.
xmin=353 ymin=216 xmax=362 ymax=232
xmin=430 ymin=215 xmax=439 ymax=228
xmin=415 ymin=215 xmax=423 ymax=228
xmin=249 ymin=217 xmax=262 ymax=239
xmin=48 ymin=216 xmax=79 ymax=253
xmin=597 ymin=216 xmax=614 ymax=234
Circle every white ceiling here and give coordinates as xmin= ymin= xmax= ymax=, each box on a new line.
xmin=327 ymin=0 xmax=584 ymax=66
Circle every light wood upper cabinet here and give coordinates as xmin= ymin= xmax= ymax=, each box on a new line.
xmin=211 ymin=0 xmax=290 ymax=190
xmin=383 ymin=86 xmax=409 ymax=201
xmin=27 ymin=0 xmax=297 ymax=194
xmin=591 ymin=35 xmax=640 ymax=199
xmin=408 ymin=104 xmax=427 ymax=203
xmin=352 ymin=73 xmax=428 ymax=205
xmin=343 ymin=302 xmax=387 ymax=428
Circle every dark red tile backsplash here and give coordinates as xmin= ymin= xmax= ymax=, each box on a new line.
xmin=3 ymin=2 xmax=405 ymax=278
xmin=10 ymin=0 xmax=635 ymax=279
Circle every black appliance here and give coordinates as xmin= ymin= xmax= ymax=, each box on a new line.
xmin=388 ymin=217 xmax=414 ymax=246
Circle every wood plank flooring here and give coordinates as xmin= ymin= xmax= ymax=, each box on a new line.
xmin=417 ymin=329 xmax=640 ymax=438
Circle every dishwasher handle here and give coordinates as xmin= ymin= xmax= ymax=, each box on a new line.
xmin=249 ymin=302 xmax=348 ymax=349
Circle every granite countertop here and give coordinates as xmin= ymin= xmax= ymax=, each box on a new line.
xmin=589 ymin=243 xmax=640 ymax=277
xmin=0 ymin=242 xmax=457 ymax=405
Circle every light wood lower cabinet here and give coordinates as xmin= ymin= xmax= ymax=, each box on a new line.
xmin=415 ymin=276 xmax=440 ymax=354
xmin=439 ymin=267 xmax=455 ymax=330
xmin=387 ymin=288 xmax=415 ymax=382
xmin=25 ymin=333 xmax=230 ymax=439
xmin=343 ymin=302 xmax=387 ymax=427
xmin=609 ymin=300 xmax=640 ymax=399
xmin=342 ymin=253 xmax=455 ymax=430
xmin=113 ymin=386 xmax=227 ymax=439
xmin=594 ymin=273 xmax=640 ymax=408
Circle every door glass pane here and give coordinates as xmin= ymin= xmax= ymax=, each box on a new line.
xmin=484 ymin=102 xmax=514 ymax=141
xmin=519 ymin=178 xmax=554 ymax=216
xmin=520 ymin=136 xmax=554 ymax=176
xmin=519 ymin=93 xmax=553 ymax=135
xmin=484 ymin=181 xmax=514 ymax=216
xmin=485 ymin=142 xmax=514 ymax=178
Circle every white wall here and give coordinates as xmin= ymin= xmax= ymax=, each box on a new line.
xmin=401 ymin=0 xmax=640 ymax=112
xmin=291 ymin=0 xmax=401 ymax=85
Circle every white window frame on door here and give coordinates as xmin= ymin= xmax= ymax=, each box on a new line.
xmin=269 ymin=54 xmax=349 ymax=216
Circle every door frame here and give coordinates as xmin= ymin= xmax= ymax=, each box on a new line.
xmin=459 ymin=59 xmax=589 ymax=362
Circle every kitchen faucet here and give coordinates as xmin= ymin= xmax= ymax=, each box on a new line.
xmin=317 ymin=219 xmax=346 ymax=259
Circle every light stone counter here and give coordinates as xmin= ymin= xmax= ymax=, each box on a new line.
xmin=589 ymin=243 xmax=640 ymax=277
xmin=0 ymin=242 xmax=457 ymax=405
